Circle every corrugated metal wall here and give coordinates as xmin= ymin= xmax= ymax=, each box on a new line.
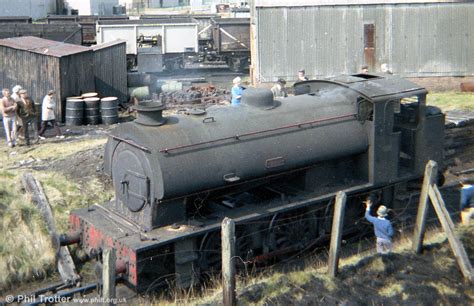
xmin=255 ymin=3 xmax=474 ymax=82
xmin=93 ymin=42 xmax=128 ymax=102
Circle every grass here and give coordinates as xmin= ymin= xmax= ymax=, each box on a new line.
xmin=180 ymin=224 xmax=474 ymax=305
xmin=427 ymin=92 xmax=474 ymax=112
xmin=0 ymin=138 xmax=112 ymax=291
xmin=379 ymin=283 xmax=404 ymax=297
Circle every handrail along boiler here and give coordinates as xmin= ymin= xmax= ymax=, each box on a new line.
xmin=65 ymin=74 xmax=444 ymax=291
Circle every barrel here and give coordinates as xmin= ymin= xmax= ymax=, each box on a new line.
xmin=82 ymin=92 xmax=98 ymax=99
xmin=101 ymin=97 xmax=119 ymax=125
xmin=84 ymin=97 xmax=101 ymax=125
xmin=65 ymin=98 xmax=84 ymax=126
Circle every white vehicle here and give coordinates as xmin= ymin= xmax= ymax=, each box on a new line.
xmin=97 ymin=18 xmax=199 ymax=71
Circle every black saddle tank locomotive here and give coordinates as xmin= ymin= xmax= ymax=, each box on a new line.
xmin=66 ymin=74 xmax=444 ymax=291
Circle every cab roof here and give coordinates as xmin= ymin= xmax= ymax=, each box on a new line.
xmin=294 ymin=74 xmax=427 ymax=101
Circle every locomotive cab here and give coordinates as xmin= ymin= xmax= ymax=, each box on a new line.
xmin=295 ymin=74 xmax=444 ymax=185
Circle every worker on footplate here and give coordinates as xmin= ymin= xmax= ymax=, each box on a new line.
xmin=231 ymin=77 xmax=244 ymax=106
xmin=364 ymin=196 xmax=394 ymax=254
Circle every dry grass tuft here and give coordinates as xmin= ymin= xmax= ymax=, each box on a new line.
xmin=379 ymin=283 xmax=404 ymax=297
xmin=0 ymin=138 xmax=112 ymax=291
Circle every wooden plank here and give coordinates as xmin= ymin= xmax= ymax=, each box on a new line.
xmin=21 ymin=172 xmax=80 ymax=285
xmin=102 ymin=248 xmax=116 ymax=303
xmin=429 ymin=185 xmax=474 ymax=282
xmin=221 ymin=217 xmax=236 ymax=306
xmin=412 ymin=160 xmax=438 ymax=254
xmin=327 ymin=191 xmax=347 ymax=277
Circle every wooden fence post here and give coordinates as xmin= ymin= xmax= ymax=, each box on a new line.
xmin=21 ymin=172 xmax=80 ymax=285
xmin=102 ymin=248 xmax=116 ymax=303
xmin=328 ymin=191 xmax=347 ymax=277
xmin=222 ymin=217 xmax=236 ymax=306
xmin=412 ymin=160 xmax=438 ymax=253
xmin=428 ymin=185 xmax=474 ymax=282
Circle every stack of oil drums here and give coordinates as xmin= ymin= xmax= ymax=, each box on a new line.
xmin=65 ymin=93 xmax=119 ymax=126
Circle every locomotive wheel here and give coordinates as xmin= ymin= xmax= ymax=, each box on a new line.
xmin=198 ymin=226 xmax=257 ymax=279
xmin=266 ymin=209 xmax=320 ymax=259
xmin=198 ymin=232 xmax=222 ymax=279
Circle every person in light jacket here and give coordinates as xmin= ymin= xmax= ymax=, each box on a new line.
xmin=38 ymin=90 xmax=64 ymax=139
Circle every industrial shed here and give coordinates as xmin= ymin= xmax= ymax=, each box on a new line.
xmin=251 ymin=0 xmax=474 ymax=89
xmin=92 ymin=39 xmax=127 ymax=102
xmin=0 ymin=36 xmax=94 ymax=121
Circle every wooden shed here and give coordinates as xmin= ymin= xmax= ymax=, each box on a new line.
xmin=91 ymin=39 xmax=127 ymax=102
xmin=0 ymin=36 xmax=94 ymax=121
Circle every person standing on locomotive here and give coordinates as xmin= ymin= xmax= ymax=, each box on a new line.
xmin=271 ymin=78 xmax=288 ymax=99
xmin=231 ymin=77 xmax=244 ymax=106
xmin=364 ymin=196 xmax=394 ymax=254
xmin=297 ymin=69 xmax=309 ymax=81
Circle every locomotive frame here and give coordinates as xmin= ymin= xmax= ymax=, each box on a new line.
xmin=63 ymin=74 xmax=444 ymax=291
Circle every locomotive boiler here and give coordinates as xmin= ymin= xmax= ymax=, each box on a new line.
xmin=66 ymin=74 xmax=444 ymax=291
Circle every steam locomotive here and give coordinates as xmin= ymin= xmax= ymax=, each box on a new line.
xmin=64 ymin=74 xmax=444 ymax=291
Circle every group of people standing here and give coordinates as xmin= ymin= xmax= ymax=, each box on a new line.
xmin=230 ymin=69 xmax=309 ymax=105
xmin=1 ymin=85 xmax=63 ymax=147
xmin=230 ymin=64 xmax=395 ymax=104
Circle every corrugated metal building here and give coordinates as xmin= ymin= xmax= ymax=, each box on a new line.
xmin=92 ymin=39 xmax=128 ymax=101
xmin=252 ymin=0 xmax=474 ymax=85
xmin=0 ymin=36 xmax=95 ymax=121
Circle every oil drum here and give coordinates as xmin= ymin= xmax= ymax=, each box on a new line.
xmin=81 ymin=92 xmax=98 ymax=99
xmin=101 ymin=97 xmax=119 ymax=125
xmin=84 ymin=97 xmax=101 ymax=125
xmin=65 ymin=98 xmax=84 ymax=126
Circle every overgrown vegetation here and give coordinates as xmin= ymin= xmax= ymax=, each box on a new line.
xmin=0 ymin=138 xmax=113 ymax=291
xmin=161 ymin=225 xmax=474 ymax=305
xmin=427 ymin=92 xmax=474 ymax=112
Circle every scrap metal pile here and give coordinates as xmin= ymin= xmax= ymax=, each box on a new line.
xmin=159 ymin=84 xmax=230 ymax=109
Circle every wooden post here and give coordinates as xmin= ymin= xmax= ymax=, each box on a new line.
xmin=21 ymin=172 xmax=80 ymax=285
xmin=412 ymin=160 xmax=438 ymax=253
xmin=221 ymin=217 xmax=236 ymax=306
xmin=102 ymin=248 xmax=116 ymax=303
xmin=328 ymin=191 xmax=347 ymax=277
xmin=428 ymin=185 xmax=474 ymax=282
